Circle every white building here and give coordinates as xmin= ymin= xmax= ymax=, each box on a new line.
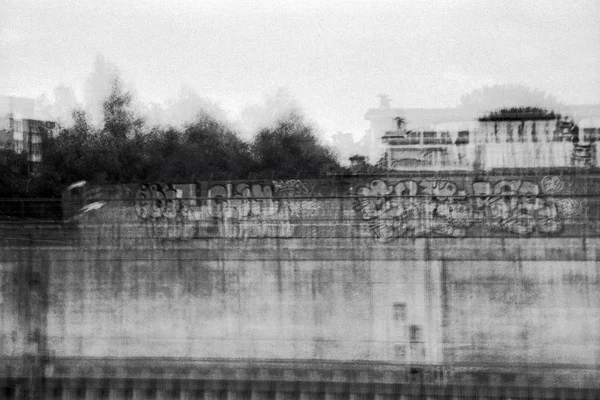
xmin=365 ymin=96 xmax=600 ymax=171
xmin=0 ymin=96 xmax=57 ymax=170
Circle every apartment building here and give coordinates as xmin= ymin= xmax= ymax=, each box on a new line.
xmin=0 ymin=95 xmax=57 ymax=172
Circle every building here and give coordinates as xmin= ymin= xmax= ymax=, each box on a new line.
xmin=367 ymin=97 xmax=600 ymax=171
xmin=0 ymin=115 xmax=57 ymax=172
xmin=0 ymin=95 xmax=57 ymax=171
xmin=381 ymin=119 xmax=478 ymax=171
xmin=476 ymin=109 xmax=583 ymax=169
xmin=363 ymin=96 xmax=478 ymax=164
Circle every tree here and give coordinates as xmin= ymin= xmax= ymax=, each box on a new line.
xmin=478 ymin=106 xmax=559 ymax=121
xmin=36 ymin=79 xmax=150 ymax=195
xmin=102 ymin=78 xmax=144 ymax=140
xmin=11 ymin=82 xmax=346 ymax=199
xmin=179 ymin=112 xmax=254 ymax=181
xmin=251 ymin=112 xmax=340 ymax=178
xmin=36 ymin=109 xmax=100 ymax=196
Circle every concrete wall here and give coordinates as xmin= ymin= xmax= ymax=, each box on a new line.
xmin=2 ymin=173 xmax=600 ymax=387
xmin=42 ymin=244 xmax=443 ymax=365
xmin=2 ymin=237 xmax=598 ymax=376
xmin=0 ymin=247 xmax=47 ymax=361
xmin=36 ymin=238 xmax=598 ymax=369
xmin=0 ymin=259 xmax=26 ymax=357
xmin=443 ymin=259 xmax=600 ymax=367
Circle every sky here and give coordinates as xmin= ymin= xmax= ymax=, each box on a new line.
xmin=1 ymin=0 xmax=599 ymax=141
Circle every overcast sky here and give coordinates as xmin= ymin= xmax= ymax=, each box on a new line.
xmin=1 ymin=0 xmax=599 ymax=138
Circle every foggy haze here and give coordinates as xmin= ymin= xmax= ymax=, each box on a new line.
xmin=2 ymin=0 xmax=599 ymax=141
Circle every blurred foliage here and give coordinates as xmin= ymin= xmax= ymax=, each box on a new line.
xmin=1 ymin=79 xmax=341 ymax=198
xmin=479 ymin=106 xmax=560 ymax=121
xmin=251 ymin=112 xmax=340 ymax=179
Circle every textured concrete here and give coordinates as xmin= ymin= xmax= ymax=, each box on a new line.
xmin=2 ymin=174 xmax=600 ymax=392
xmin=1 ymin=237 xmax=599 ymax=384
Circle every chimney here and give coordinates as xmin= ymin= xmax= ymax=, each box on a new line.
xmin=377 ymin=94 xmax=391 ymax=109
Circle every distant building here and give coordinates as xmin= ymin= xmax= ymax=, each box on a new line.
xmin=476 ymin=109 xmax=582 ymax=169
xmin=362 ymin=95 xmax=405 ymax=163
xmin=363 ymin=96 xmax=477 ymax=164
xmin=364 ymin=96 xmax=600 ymax=171
xmin=0 ymin=115 xmax=57 ymax=173
xmin=0 ymin=95 xmax=57 ymax=172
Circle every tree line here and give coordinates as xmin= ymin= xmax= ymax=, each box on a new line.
xmin=1 ymin=81 xmax=342 ymax=199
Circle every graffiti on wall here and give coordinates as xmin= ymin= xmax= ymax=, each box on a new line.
xmin=206 ymin=182 xmax=293 ymax=239
xmin=353 ymin=177 xmax=569 ymax=240
xmin=134 ymin=183 xmax=189 ymax=239
xmin=132 ymin=180 xmax=321 ymax=240
xmin=125 ymin=176 xmax=584 ymax=240
xmin=273 ymin=179 xmax=320 ymax=216
xmin=472 ymin=180 xmax=562 ymax=235
xmin=541 ymin=176 xmax=564 ymax=194
xmin=554 ymin=198 xmax=583 ymax=217
xmin=352 ymin=179 xmax=471 ymax=240
xmin=135 ymin=183 xmax=186 ymax=220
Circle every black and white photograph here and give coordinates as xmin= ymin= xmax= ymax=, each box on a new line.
xmin=1 ymin=0 xmax=599 ymax=398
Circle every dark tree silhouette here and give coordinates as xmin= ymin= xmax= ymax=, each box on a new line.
xmin=251 ymin=112 xmax=340 ymax=178
xmin=4 ymin=85 xmax=342 ymax=200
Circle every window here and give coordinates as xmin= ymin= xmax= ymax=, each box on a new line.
xmin=423 ymin=131 xmax=436 ymax=144
xmin=506 ymin=123 xmax=513 ymax=143
xmin=394 ymin=345 xmax=406 ymax=360
xmin=456 ymin=131 xmax=470 ymax=145
xmin=440 ymin=131 xmax=451 ymax=144
xmin=408 ymin=131 xmax=421 ymax=144
xmin=393 ymin=302 xmax=406 ymax=321
xmin=518 ymin=122 xmax=525 ymax=142
xmin=493 ymin=123 xmax=499 ymax=143
xmin=13 ymin=140 xmax=23 ymax=153
xmin=409 ymin=324 xmax=422 ymax=342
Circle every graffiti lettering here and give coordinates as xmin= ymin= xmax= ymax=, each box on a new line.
xmin=135 ymin=183 xmax=185 ymax=220
xmin=353 ymin=179 xmax=470 ymax=240
xmin=132 ymin=181 xmax=323 ymax=240
xmin=134 ymin=183 xmax=189 ymax=240
xmin=123 ymin=177 xmax=577 ymax=240
xmin=472 ymin=180 xmax=561 ymax=235
xmin=541 ymin=176 xmax=564 ymax=194
xmin=273 ymin=179 xmax=319 ymax=216
xmin=354 ymin=178 xmax=564 ymax=239
xmin=555 ymin=198 xmax=582 ymax=217
xmin=207 ymin=182 xmax=292 ymax=239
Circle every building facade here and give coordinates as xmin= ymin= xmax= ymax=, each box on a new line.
xmin=0 ymin=95 xmax=57 ymax=172
xmin=368 ymin=98 xmax=600 ymax=171
xmin=0 ymin=116 xmax=57 ymax=171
